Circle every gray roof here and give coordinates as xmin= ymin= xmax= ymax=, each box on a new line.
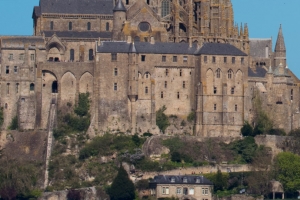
xmin=36 ymin=0 xmax=113 ymax=15
xmin=248 ymin=66 xmax=267 ymax=78
xmin=33 ymin=6 xmax=41 ymax=17
xmin=1 ymin=36 xmax=45 ymax=50
xmin=195 ymin=43 xmax=247 ymax=56
xmin=150 ymin=175 xmax=213 ymax=185
xmin=113 ymin=0 xmax=126 ymax=12
xmin=249 ymin=39 xmax=272 ymax=58
xmin=43 ymin=31 xmax=112 ymax=39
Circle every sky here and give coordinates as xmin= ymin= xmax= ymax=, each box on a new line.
xmin=0 ymin=0 xmax=299 ymax=77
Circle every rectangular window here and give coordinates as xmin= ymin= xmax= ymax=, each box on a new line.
xmin=8 ymin=54 xmax=13 ymax=61
xmin=6 ymin=66 xmax=9 ymax=74
xmin=189 ymin=188 xmax=194 ymax=195
xmin=162 ymin=55 xmax=166 ymax=62
xmin=114 ymin=68 xmax=118 ymax=76
xmin=14 ymin=66 xmax=17 ymax=73
xmin=202 ymin=188 xmax=209 ymax=195
xmin=173 ymin=56 xmax=177 ymax=62
xmin=224 ymin=57 xmax=227 ymax=63
xmin=204 ymin=56 xmax=207 ymax=63
xmin=176 ymin=187 xmax=181 ymax=194
xmin=235 ymin=104 xmax=237 ymax=112
xmin=231 ymin=87 xmax=235 ymax=94
xmin=114 ymin=83 xmax=117 ymax=91
xmin=241 ymin=57 xmax=244 ymax=64
xmin=19 ymin=54 xmax=24 ymax=60
xmin=165 ymin=69 xmax=168 ymax=76
xmin=232 ymin=57 xmax=235 ymax=64
xmin=16 ymin=83 xmax=19 ymax=93
xmin=161 ymin=91 xmax=164 ymax=98
xmin=214 ymin=87 xmax=217 ymax=94
xmin=162 ymin=187 xmax=169 ymax=195
xmin=214 ymin=104 xmax=216 ymax=111
xmin=111 ymin=53 xmax=117 ymax=61
xmin=179 ymin=69 xmax=182 ymax=76
xmin=183 ymin=56 xmax=188 ymax=63
xmin=183 ymin=81 xmax=185 ymax=88
xmin=145 ymin=87 xmax=148 ymax=94
xmin=50 ymin=21 xmax=54 ymax=30
xmin=212 ymin=56 xmax=216 ymax=63
xmin=31 ymin=54 xmax=35 ymax=61
xmin=141 ymin=55 xmax=146 ymax=61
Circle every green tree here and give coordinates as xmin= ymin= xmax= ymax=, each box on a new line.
xmin=108 ymin=165 xmax=135 ymax=200
xmin=132 ymin=134 xmax=141 ymax=147
xmin=230 ymin=137 xmax=258 ymax=163
xmin=74 ymin=93 xmax=90 ymax=117
xmin=273 ymin=152 xmax=300 ymax=193
xmin=156 ymin=106 xmax=169 ymax=133
xmin=171 ymin=152 xmax=181 ymax=163
xmin=241 ymin=121 xmax=253 ymax=137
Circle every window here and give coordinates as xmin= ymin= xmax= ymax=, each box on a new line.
xmin=161 ymin=91 xmax=164 ymax=98
xmin=224 ymin=57 xmax=227 ymax=63
xmin=165 ymin=69 xmax=168 ymax=76
xmin=189 ymin=188 xmax=194 ymax=195
xmin=204 ymin=56 xmax=207 ymax=63
xmin=232 ymin=57 xmax=235 ymax=64
xmin=171 ymin=177 xmax=175 ymax=183
xmin=235 ymin=104 xmax=237 ymax=111
xmin=50 ymin=21 xmax=54 ymax=30
xmin=228 ymin=70 xmax=233 ymax=79
xmin=179 ymin=69 xmax=182 ymax=76
xmin=19 ymin=54 xmax=24 ymax=60
xmin=212 ymin=56 xmax=216 ymax=63
xmin=214 ymin=87 xmax=217 ymax=94
xmin=6 ymin=66 xmax=9 ymax=74
xmin=5 ymin=103 xmax=7 ymax=109
xmin=231 ymin=87 xmax=234 ymax=94
xmin=70 ymin=49 xmax=74 ymax=61
xmin=31 ymin=54 xmax=35 ymax=61
xmin=183 ymin=177 xmax=188 ymax=183
xmin=173 ymin=56 xmax=177 ymax=62
xmin=145 ymin=72 xmax=149 ymax=78
xmin=177 ymin=92 xmax=180 ymax=99
xmin=162 ymin=187 xmax=169 ymax=194
xmin=111 ymin=53 xmax=117 ymax=61
xmin=183 ymin=56 xmax=188 ymax=63
xmin=214 ymin=104 xmax=217 ymax=111
xmin=176 ymin=187 xmax=181 ymax=194
xmin=161 ymin=0 xmax=170 ymax=17
xmin=114 ymin=83 xmax=117 ymax=91
xmin=145 ymin=87 xmax=148 ymax=94
xmin=291 ymin=89 xmax=294 ymax=100
xmin=196 ymin=178 xmax=201 ymax=183
xmin=126 ymin=0 xmax=129 ymax=4
xmin=241 ymin=57 xmax=244 ymax=64
xmin=14 ymin=66 xmax=17 ymax=73
xmin=141 ymin=55 xmax=146 ymax=61
xmin=30 ymin=83 xmax=35 ymax=91
xmin=202 ymin=188 xmax=209 ymax=195
xmin=164 ymin=81 xmax=167 ymax=88
xmin=147 ymin=0 xmax=150 ymax=5
xmin=106 ymin=22 xmax=110 ymax=31
xmin=8 ymin=54 xmax=13 ymax=61
xmin=216 ymin=68 xmax=221 ymax=78
xmin=87 ymin=22 xmax=91 ymax=30
xmin=7 ymin=83 xmax=10 ymax=94
xmin=114 ymin=68 xmax=118 ymax=76
xmin=69 ymin=22 xmax=72 ymax=30
xmin=183 ymin=188 xmax=188 ymax=195
xmin=183 ymin=81 xmax=185 ymax=88
xmin=89 ymin=49 xmax=94 ymax=61
xmin=16 ymin=83 xmax=19 ymax=93
xmin=162 ymin=55 xmax=166 ymax=62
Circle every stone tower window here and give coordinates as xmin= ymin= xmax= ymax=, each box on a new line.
xmin=111 ymin=53 xmax=117 ymax=61
xmin=6 ymin=66 xmax=9 ymax=74
xmin=183 ymin=81 xmax=185 ymax=88
xmin=147 ymin=0 xmax=150 ymax=5
xmin=19 ymin=54 xmax=24 ymax=60
xmin=14 ymin=66 xmax=17 ymax=73
xmin=214 ymin=104 xmax=216 ymax=111
xmin=165 ymin=69 xmax=169 ymax=76
xmin=161 ymin=0 xmax=170 ymax=17
xmin=232 ymin=57 xmax=235 ymax=64
xmin=141 ymin=55 xmax=146 ymax=62
xmin=212 ymin=56 xmax=216 ymax=63
xmin=214 ymin=87 xmax=217 ymax=94
xmin=177 ymin=92 xmax=180 ymax=99
xmin=231 ymin=87 xmax=234 ymax=94
xmin=70 ymin=49 xmax=75 ymax=61
xmin=204 ymin=56 xmax=207 ymax=63
xmin=162 ymin=56 xmax=166 ymax=62
xmin=224 ymin=57 xmax=227 ymax=63
xmin=228 ymin=70 xmax=233 ymax=79
xmin=50 ymin=21 xmax=54 ymax=30
xmin=179 ymin=69 xmax=182 ymax=76
xmin=87 ymin=22 xmax=91 ymax=31
xmin=7 ymin=83 xmax=10 ymax=95
xmin=291 ymin=89 xmax=294 ymax=100
xmin=16 ymin=83 xmax=19 ymax=93
xmin=30 ymin=83 xmax=35 ymax=91
xmin=173 ymin=56 xmax=177 ymax=62
xmin=216 ymin=68 xmax=221 ymax=78
xmin=241 ymin=57 xmax=244 ymax=64
xmin=106 ymin=22 xmax=110 ymax=31
xmin=235 ymin=104 xmax=237 ymax=111
xmin=161 ymin=91 xmax=164 ymax=98
xmin=126 ymin=0 xmax=129 ymax=5
xmin=145 ymin=87 xmax=148 ymax=94
xmin=89 ymin=49 xmax=94 ymax=61
xmin=114 ymin=68 xmax=118 ymax=76
xmin=114 ymin=83 xmax=117 ymax=91
xmin=69 ymin=22 xmax=72 ymax=31
xmin=165 ymin=81 xmax=167 ymax=88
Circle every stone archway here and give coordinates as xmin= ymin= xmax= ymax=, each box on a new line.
xmin=61 ymin=72 xmax=76 ymax=106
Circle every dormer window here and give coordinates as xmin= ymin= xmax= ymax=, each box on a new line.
xmin=196 ymin=177 xmax=201 ymax=183
xmin=171 ymin=177 xmax=175 ymax=183
xmin=183 ymin=177 xmax=187 ymax=183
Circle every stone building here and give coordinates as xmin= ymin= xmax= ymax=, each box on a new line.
xmin=0 ymin=0 xmax=299 ymax=136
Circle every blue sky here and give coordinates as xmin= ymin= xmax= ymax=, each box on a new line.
xmin=0 ymin=0 xmax=299 ymax=77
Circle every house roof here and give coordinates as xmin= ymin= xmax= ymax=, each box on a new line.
xmin=249 ymin=39 xmax=272 ymax=58
xmin=150 ymin=175 xmax=213 ymax=185
xmin=35 ymin=0 xmax=114 ymax=15
xmin=43 ymin=31 xmax=112 ymax=39
xmin=248 ymin=66 xmax=268 ymax=78
xmin=195 ymin=43 xmax=247 ymax=56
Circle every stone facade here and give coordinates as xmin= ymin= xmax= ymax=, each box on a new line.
xmin=0 ymin=0 xmax=299 ymax=137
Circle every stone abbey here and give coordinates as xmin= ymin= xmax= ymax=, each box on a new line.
xmin=0 ymin=0 xmax=298 ymax=136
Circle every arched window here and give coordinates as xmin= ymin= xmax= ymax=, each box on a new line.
xmin=216 ymin=68 xmax=221 ymax=78
xmin=69 ymin=22 xmax=72 ymax=30
xmin=106 ymin=22 xmax=110 ymax=31
xmin=228 ymin=70 xmax=233 ymax=79
xmin=87 ymin=22 xmax=91 ymax=30
xmin=161 ymin=0 xmax=170 ymax=17
xmin=30 ymin=83 xmax=35 ymax=91
xmin=70 ymin=49 xmax=74 ymax=61
xmin=89 ymin=49 xmax=94 ymax=61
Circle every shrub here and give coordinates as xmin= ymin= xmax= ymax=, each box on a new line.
xmin=74 ymin=93 xmax=90 ymax=117
xmin=132 ymin=134 xmax=141 ymax=147
xmin=171 ymin=152 xmax=181 ymax=163
xmin=156 ymin=106 xmax=169 ymax=133
xmin=268 ymin=128 xmax=286 ymax=136
xmin=241 ymin=121 xmax=253 ymax=137
xmin=143 ymin=132 xmax=153 ymax=137
xmin=180 ymin=120 xmax=186 ymax=126
xmin=187 ymin=111 xmax=195 ymax=122
xmin=9 ymin=116 xmax=18 ymax=130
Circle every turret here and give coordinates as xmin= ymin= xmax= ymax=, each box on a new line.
xmin=112 ymin=0 xmax=126 ymax=41
xmin=274 ymin=24 xmax=286 ymax=67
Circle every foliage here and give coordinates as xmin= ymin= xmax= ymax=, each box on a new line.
xmin=241 ymin=121 xmax=253 ymax=137
xmin=108 ymin=165 xmax=135 ymax=200
xmin=143 ymin=132 xmax=153 ymax=137
xmin=268 ymin=128 xmax=286 ymax=136
xmin=180 ymin=120 xmax=186 ymax=126
xmin=187 ymin=111 xmax=195 ymax=122
xmin=228 ymin=137 xmax=258 ymax=163
xmin=135 ymin=179 xmax=149 ymax=190
xmin=204 ymin=171 xmax=229 ymax=192
xmin=8 ymin=116 xmax=18 ymax=130
xmin=132 ymin=134 xmax=141 ymax=147
xmin=171 ymin=152 xmax=181 ymax=163
xmin=74 ymin=93 xmax=90 ymax=117
xmin=156 ymin=106 xmax=169 ymax=133
xmin=273 ymin=152 xmax=300 ymax=193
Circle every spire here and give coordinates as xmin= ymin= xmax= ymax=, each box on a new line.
xmin=275 ymin=24 xmax=286 ymax=53
xmin=239 ymin=23 xmax=243 ymax=37
xmin=244 ymin=23 xmax=249 ymax=38
xmin=113 ymin=0 xmax=126 ymax=12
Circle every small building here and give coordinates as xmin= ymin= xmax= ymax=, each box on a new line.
xmin=149 ymin=175 xmax=213 ymax=200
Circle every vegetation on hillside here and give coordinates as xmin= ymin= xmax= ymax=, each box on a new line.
xmin=156 ymin=106 xmax=169 ymax=133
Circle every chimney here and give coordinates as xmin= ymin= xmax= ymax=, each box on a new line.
xmin=150 ymin=36 xmax=155 ymax=44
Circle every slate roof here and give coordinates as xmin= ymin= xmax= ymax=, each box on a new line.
xmin=249 ymin=39 xmax=272 ymax=58
xmin=248 ymin=66 xmax=267 ymax=78
xmin=1 ymin=36 xmax=45 ymax=50
xmin=150 ymin=175 xmax=213 ymax=185
xmin=36 ymin=0 xmax=114 ymax=15
xmin=195 ymin=43 xmax=247 ymax=56
xmin=43 ymin=31 xmax=112 ymax=39
xmin=97 ymin=42 xmax=247 ymax=56
xmin=113 ymin=0 xmax=126 ymax=12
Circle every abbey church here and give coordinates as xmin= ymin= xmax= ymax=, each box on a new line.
xmin=0 ymin=0 xmax=298 ymax=137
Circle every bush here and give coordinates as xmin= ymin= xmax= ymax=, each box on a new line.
xmin=241 ymin=121 xmax=253 ymax=137
xmin=9 ymin=116 xmax=18 ymax=130
xmin=143 ymin=132 xmax=153 ymax=137
xmin=187 ymin=111 xmax=195 ymax=122
xmin=156 ymin=106 xmax=169 ymax=133
xmin=132 ymin=134 xmax=141 ymax=147
xmin=268 ymin=128 xmax=286 ymax=136
xmin=171 ymin=152 xmax=181 ymax=163
xmin=74 ymin=93 xmax=90 ymax=117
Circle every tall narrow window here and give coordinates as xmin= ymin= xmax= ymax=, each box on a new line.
xmin=291 ymin=89 xmax=294 ymax=100
xmin=69 ymin=22 xmax=72 ymax=30
xmin=16 ymin=83 xmax=19 ymax=93
xmin=224 ymin=57 xmax=227 ymax=63
xmin=214 ymin=104 xmax=216 ymax=111
xmin=31 ymin=54 xmax=35 ymax=61
xmin=161 ymin=91 xmax=164 ymax=98
xmin=6 ymin=66 xmax=9 ymax=74
xmin=232 ymin=57 xmax=235 ymax=64
xmin=114 ymin=68 xmax=118 ymax=76
xmin=214 ymin=87 xmax=217 ymax=94
xmin=204 ymin=56 xmax=207 ymax=63
xmin=111 ymin=53 xmax=117 ymax=61
xmin=147 ymin=0 xmax=150 ymax=5
xmin=216 ymin=68 xmax=221 ymax=78
xmin=87 ymin=22 xmax=91 ymax=30
xmin=145 ymin=72 xmax=149 ymax=78
xmin=179 ymin=69 xmax=182 ymax=76
xmin=235 ymin=104 xmax=237 ymax=111
xmin=165 ymin=69 xmax=168 ymax=76
xmin=165 ymin=81 xmax=167 ymax=88
xmin=183 ymin=81 xmax=185 ymax=88
xmin=89 ymin=49 xmax=94 ymax=60
xmin=241 ymin=57 xmax=244 ymax=64
xmin=7 ymin=83 xmax=10 ymax=94
xmin=228 ymin=70 xmax=233 ymax=79
xmin=177 ymin=92 xmax=180 ymax=99
xmin=161 ymin=0 xmax=170 ymax=17
xmin=114 ymin=83 xmax=117 ymax=91
xmin=231 ymin=87 xmax=235 ymax=94
xmin=212 ymin=56 xmax=216 ymax=63
xmin=14 ymin=66 xmax=17 ymax=73
xmin=126 ymin=0 xmax=129 ymax=5
xmin=30 ymin=83 xmax=35 ymax=91
xmin=50 ymin=21 xmax=54 ymax=30
xmin=145 ymin=87 xmax=148 ymax=94
xmin=106 ymin=22 xmax=110 ymax=31
xmin=173 ymin=56 xmax=177 ymax=62
xmin=19 ymin=54 xmax=24 ymax=60
xmin=70 ymin=49 xmax=74 ymax=61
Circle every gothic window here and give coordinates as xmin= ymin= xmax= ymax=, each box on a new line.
xmin=70 ymin=49 xmax=74 ymax=61
xmin=30 ymin=83 xmax=35 ymax=91
xmin=89 ymin=49 xmax=94 ymax=61
xmin=216 ymin=68 xmax=221 ymax=78
xmin=161 ymin=0 xmax=170 ymax=17
xmin=145 ymin=87 xmax=148 ymax=94
xmin=50 ymin=21 xmax=54 ymax=30
xmin=87 ymin=22 xmax=91 ymax=30
xmin=147 ymin=0 xmax=150 ymax=5
xmin=106 ymin=22 xmax=110 ymax=31
xmin=228 ymin=70 xmax=233 ymax=79
xmin=69 ymin=22 xmax=72 ymax=30
xmin=111 ymin=53 xmax=117 ymax=61
xmin=114 ymin=68 xmax=118 ymax=76
xmin=114 ymin=83 xmax=117 ymax=91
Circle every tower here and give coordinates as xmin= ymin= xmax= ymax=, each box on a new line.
xmin=274 ymin=24 xmax=286 ymax=67
xmin=112 ymin=0 xmax=127 ymax=41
